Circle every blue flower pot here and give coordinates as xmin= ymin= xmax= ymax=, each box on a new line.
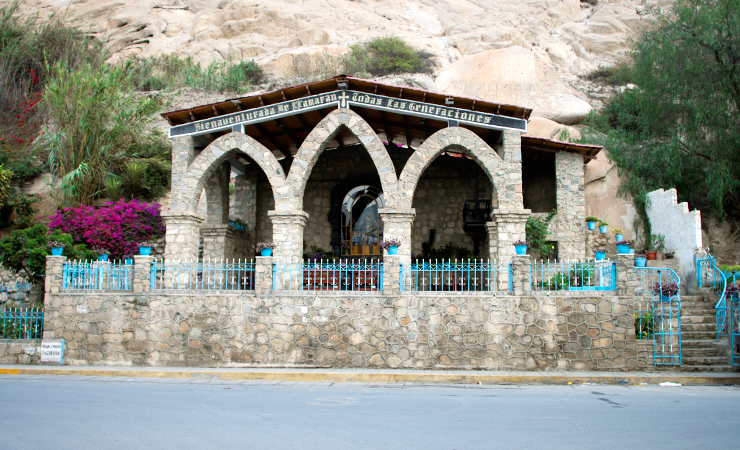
xmin=594 ymin=251 xmax=606 ymax=260
xmin=599 ymin=226 xmax=608 ymax=234
xmin=587 ymin=221 xmax=596 ymax=230
xmin=617 ymin=244 xmax=629 ymax=254
xmin=635 ymin=257 xmax=646 ymax=267
xmin=50 ymin=247 xmax=63 ymax=256
xmin=659 ymin=294 xmax=673 ymax=302
xmin=261 ymin=248 xmax=273 ymax=257
xmin=615 ymin=234 xmax=624 ymax=242
xmin=139 ymin=246 xmax=152 ymax=256
xmin=98 ymin=254 xmax=109 ymax=261
xmin=629 ymin=248 xmax=635 ymax=254
xmin=514 ymin=245 xmax=527 ymax=255
xmin=388 ymin=246 xmax=398 ymax=255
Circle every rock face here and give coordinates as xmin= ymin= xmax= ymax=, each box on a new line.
xmin=21 ymin=0 xmax=673 ymax=114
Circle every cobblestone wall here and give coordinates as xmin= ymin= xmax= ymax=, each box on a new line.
xmin=41 ymin=289 xmax=637 ymax=370
xmin=0 ymin=340 xmax=41 ymax=364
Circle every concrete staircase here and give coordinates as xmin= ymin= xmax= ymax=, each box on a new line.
xmin=678 ymin=294 xmax=734 ymax=372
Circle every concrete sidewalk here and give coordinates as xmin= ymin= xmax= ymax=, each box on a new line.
xmin=1 ymin=365 xmax=738 ymax=386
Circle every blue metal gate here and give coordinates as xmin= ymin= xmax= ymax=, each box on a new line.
xmin=635 ymin=267 xmax=682 ymax=365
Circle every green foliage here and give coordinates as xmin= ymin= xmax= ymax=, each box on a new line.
xmin=526 ymin=210 xmax=557 ymax=259
xmin=0 ymin=224 xmax=93 ymax=282
xmin=635 ymin=312 xmax=654 ymax=339
xmin=344 ymin=36 xmax=435 ymax=77
xmin=0 ymin=164 xmax=12 ymax=202
xmin=583 ymin=0 xmax=740 ymax=223
xmin=584 ymin=60 xmax=632 ymax=86
xmin=43 ymin=59 xmax=165 ymax=206
xmin=649 ymin=234 xmax=666 ymax=253
xmin=585 ymin=216 xmax=600 ymax=222
xmin=129 ymin=53 xmax=264 ymax=93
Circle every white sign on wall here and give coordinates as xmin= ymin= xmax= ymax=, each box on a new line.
xmin=40 ymin=339 xmax=65 ymax=365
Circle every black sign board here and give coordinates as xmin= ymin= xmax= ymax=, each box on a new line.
xmin=168 ymin=90 xmax=527 ymax=138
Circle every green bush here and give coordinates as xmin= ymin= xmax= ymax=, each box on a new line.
xmin=344 ymin=36 xmax=435 ymax=77
xmin=526 ymin=210 xmax=557 ymax=259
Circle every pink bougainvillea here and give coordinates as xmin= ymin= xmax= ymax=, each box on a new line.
xmin=48 ymin=199 xmax=165 ymax=259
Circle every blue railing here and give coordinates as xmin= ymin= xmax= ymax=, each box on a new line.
xmin=530 ymin=259 xmax=615 ymax=291
xmin=696 ymin=254 xmax=717 ymax=288
xmin=730 ymin=296 xmax=740 ymax=366
xmin=400 ymin=260 xmax=511 ymax=292
xmin=273 ymin=259 xmax=383 ymax=291
xmin=0 ymin=281 xmax=33 ymax=307
xmin=0 ymin=307 xmax=43 ymax=339
xmin=151 ymin=259 xmax=255 ymax=290
xmin=634 ymin=266 xmax=682 ymax=366
xmin=63 ymin=260 xmax=133 ymax=290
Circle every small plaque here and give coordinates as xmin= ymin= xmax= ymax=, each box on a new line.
xmin=40 ymin=339 xmax=65 ymax=365
xmin=76 ymin=304 xmax=88 ymax=314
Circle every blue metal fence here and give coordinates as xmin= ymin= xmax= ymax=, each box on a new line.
xmin=634 ymin=266 xmax=682 ymax=366
xmin=63 ymin=260 xmax=133 ymax=290
xmin=698 ymin=252 xmax=740 ymax=366
xmin=273 ymin=259 xmax=383 ymax=291
xmin=400 ymin=260 xmax=511 ymax=292
xmin=530 ymin=259 xmax=615 ymax=291
xmin=696 ymin=254 xmax=717 ymax=288
xmin=0 ymin=307 xmax=43 ymax=339
xmin=151 ymin=259 xmax=255 ymax=290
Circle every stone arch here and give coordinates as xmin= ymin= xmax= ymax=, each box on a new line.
xmin=398 ymin=127 xmax=504 ymax=210
xmin=285 ymin=109 xmax=400 ymax=211
xmin=179 ymin=132 xmax=287 ymax=213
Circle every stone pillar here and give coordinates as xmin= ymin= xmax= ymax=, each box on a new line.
xmin=616 ymin=253 xmax=636 ymax=297
xmin=511 ymin=255 xmax=531 ymax=296
xmin=44 ymin=255 xmax=66 ymax=294
xmin=489 ymin=208 xmax=530 ymax=262
xmin=133 ymin=255 xmax=152 ymax=293
xmin=268 ymin=210 xmax=309 ymax=260
xmin=205 ymin=162 xmax=230 ymax=225
xmin=201 ymin=224 xmax=236 ymax=261
xmin=378 ymin=209 xmax=415 ymax=266
xmin=230 ymin=171 xmax=257 ymax=229
xmin=255 ymin=256 xmax=273 ymax=296
xmin=383 ymin=254 xmax=401 ymax=294
xmin=550 ymin=152 xmax=586 ymax=260
xmin=162 ymin=211 xmax=204 ymax=261
xmin=169 ymin=136 xmax=196 ymax=212
xmin=501 ymin=129 xmax=522 ymax=162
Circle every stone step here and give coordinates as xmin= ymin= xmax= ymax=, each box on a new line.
xmin=682 ymin=315 xmax=717 ymax=324
xmin=681 ymin=295 xmax=709 ymax=302
xmin=681 ymin=323 xmax=717 ymax=332
xmin=682 ymin=347 xmax=721 ymax=357
xmin=681 ymin=331 xmax=718 ymax=340
xmin=681 ymin=339 xmax=722 ymax=348
xmin=680 ymin=309 xmax=718 ymax=317
xmin=677 ymin=365 xmax=736 ymax=373
xmin=681 ymin=356 xmax=730 ymax=365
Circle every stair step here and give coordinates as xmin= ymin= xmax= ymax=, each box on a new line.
xmin=681 ymin=331 xmax=719 ymax=339
xmin=676 ymin=365 xmax=736 ymax=373
xmin=681 ymin=323 xmax=717 ymax=332
xmin=682 ymin=315 xmax=717 ymax=324
xmin=682 ymin=348 xmax=721 ymax=357
xmin=681 ymin=356 xmax=729 ymax=365
xmin=681 ymin=339 xmax=722 ymax=348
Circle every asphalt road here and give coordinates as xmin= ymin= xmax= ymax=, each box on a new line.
xmin=1 ymin=376 xmax=738 ymax=450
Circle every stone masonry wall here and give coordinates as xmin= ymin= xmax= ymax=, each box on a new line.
xmin=549 ymin=151 xmax=586 ymax=260
xmin=41 ymin=290 xmax=637 ymax=370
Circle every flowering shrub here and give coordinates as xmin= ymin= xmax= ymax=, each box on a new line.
xmin=256 ymin=242 xmax=277 ymax=251
xmin=380 ymin=238 xmax=402 ymax=249
xmin=48 ymin=199 xmax=165 ymax=259
xmin=653 ymin=282 xmax=679 ymax=297
xmin=513 ymin=240 xmax=529 ymax=247
xmin=616 ymin=240 xmax=635 ymax=246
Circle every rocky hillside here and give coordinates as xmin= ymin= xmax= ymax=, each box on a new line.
xmin=22 ymin=0 xmax=672 ymax=122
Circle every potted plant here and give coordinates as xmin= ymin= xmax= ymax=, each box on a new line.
xmin=635 ymin=253 xmax=647 ymax=267
xmin=380 ymin=238 xmax=402 ymax=255
xmin=48 ymin=241 xmax=65 ymax=256
xmin=137 ymin=241 xmax=157 ymax=256
xmin=513 ymin=239 xmax=528 ymax=255
xmin=586 ymin=216 xmax=600 ymax=231
xmin=616 ymin=239 xmax=634 ymax=254
xmin=611 ymin=227 xmax=623 ymax=242
xmin=256 ymin=242 xmax=277 ymax=257
xmin=653 ymin=282 xmax=679 ymax=302
xmin=726 ymin=285 xmax=739 ymax=301
xmin=93 ymin=246 xmax=109 ymax=261
xmin=594 ymin=247 xmax=607 ymax=261
xmin=652 ymin=234 xmax=666 ymax=260
xmin=598 ymin=220 xmax=608 ymax=234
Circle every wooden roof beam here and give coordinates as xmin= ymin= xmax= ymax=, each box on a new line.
xmin=253 ymin=122 xmax=284 ymax=153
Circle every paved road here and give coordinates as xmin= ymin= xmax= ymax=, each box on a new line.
xmin=1 ymin=376 xmax=738 ymax=450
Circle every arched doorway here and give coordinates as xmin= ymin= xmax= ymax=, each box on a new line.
xmin=341 ymin=185 xmax=384 ymax=257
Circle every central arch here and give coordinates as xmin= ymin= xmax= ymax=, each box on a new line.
xmin=285 ymin=109 xmax=400 ymax=211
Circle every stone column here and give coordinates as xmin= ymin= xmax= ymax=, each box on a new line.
xmin=616 ymin=253 xmax=636 ymax=297
xmin=201 ymin=224 xmax=236 ymax=261
xmin=205 ymin=163 xmax=230 ymax=225
xmin=550 ymin=151 xmax=586 ymax=260
xmin=133 ymin=255 xmax=152 ymax=293
xmin=255 ymin=256 xmax=273 ymax=296
xmin=501 ymin=129 xmax=522 ymax=162
xmin=162 ymin=211 xmax=204 ymax=261
xmin=489 ymin=208 xmax=530 ymax=262
xmin=169 ymin=136 xmax=196 ymax=212
xmin=44 ymin=255 xmax=66 ymax=294
xmin=268 ymin=210 xmax=309 ymax=260
xmin=383 ymin=254 xmax=401 ymax=294
xmin=511 ymin=254 xmax=531 ymax=296
xmin=229 ymin=170 xmax=257 ymax=260
xmin=378 ymin=209 xmax=415 ymax=266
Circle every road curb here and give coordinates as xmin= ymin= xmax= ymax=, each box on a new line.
xmin=1 ymin=367 xmax=738 ymax=385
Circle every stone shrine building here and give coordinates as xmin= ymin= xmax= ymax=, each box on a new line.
xmin=161 ymin=76 xmax=602 ymax=264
